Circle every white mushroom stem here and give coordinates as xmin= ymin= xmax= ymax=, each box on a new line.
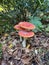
xmin=35 ymin=49 xmax=38 ymax=55
xmin=22 ymin=38 xmax=26 ymax=47
xmin=10 ymin=61 xmax=13 ymax=65
xmin=20 ymin=36 xmax=22 ymax=42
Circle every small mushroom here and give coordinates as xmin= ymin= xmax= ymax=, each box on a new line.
xmin=18 ymin=31 xmax=34 ymax=47
xmin=14 ymin=24 xmax=23 ymax=31
xmin=14 ymin=24 xmax=23 ymax=42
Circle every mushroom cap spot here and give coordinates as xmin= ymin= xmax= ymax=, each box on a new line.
xmin=14 ymin=24 xmax=23 ymax=30
xmin=18 ymin=31 xmax=34 ymax=38
xmin=19 ymin=22 xmax=35 ymax=30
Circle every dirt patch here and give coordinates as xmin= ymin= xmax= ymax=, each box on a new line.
xmin=0 ymin=32 xmax=49 ymax=65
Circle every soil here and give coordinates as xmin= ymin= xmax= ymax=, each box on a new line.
xmin=0 ymin=31 xmax=49 ymax=65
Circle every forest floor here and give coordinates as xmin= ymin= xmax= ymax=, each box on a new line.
xmin=0 ymin=31 xmax=49 ymax=65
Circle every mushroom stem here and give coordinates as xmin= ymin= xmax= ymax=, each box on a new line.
xmin=10 ymin=61 xmax=13 ymax=65
xmin=22 ymin=38 xmax=26 ymax=47
xmin=20 ymin=36 xmax=22 ymax=42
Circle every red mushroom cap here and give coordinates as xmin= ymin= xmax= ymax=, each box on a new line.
xmin=19 ymin=22 xmax=35 ymax=30
xmin=18 ymin=31 xmax=34 ymax=38
xmin=14 ymin=24 xmax=23 ymax=30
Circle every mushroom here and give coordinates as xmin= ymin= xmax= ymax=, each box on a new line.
xmin=14 ymin=24 xmax=23 ymax=31
xmin=19 ymin=21 xmax=35 ymax=30
xmin=14 ymin=22 xmax=35 ymax=47
xmin=14 ymin=24 xmax=23 ymax=42
xmin=18 ymin=31 xmax=34 ymax=47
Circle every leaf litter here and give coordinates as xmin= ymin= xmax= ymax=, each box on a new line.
xmin=0 ymin=32 xmax=49 ymax=65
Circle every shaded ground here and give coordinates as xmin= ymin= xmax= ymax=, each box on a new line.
xmin=0 ymin=32 xmax=49 ymax=65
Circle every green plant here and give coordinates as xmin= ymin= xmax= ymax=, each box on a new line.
xmin=28 ymin=16 xmax=44 ymax=32
xmin=0 ymin=0 xmax=49 ymax=21
xmin=0 ymin=0 xmax=49 ymax=33
xmin=45 ymin=24 xmax=49 ymax=32
xmin=0 ymin=44 xmax=2 ymax=59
